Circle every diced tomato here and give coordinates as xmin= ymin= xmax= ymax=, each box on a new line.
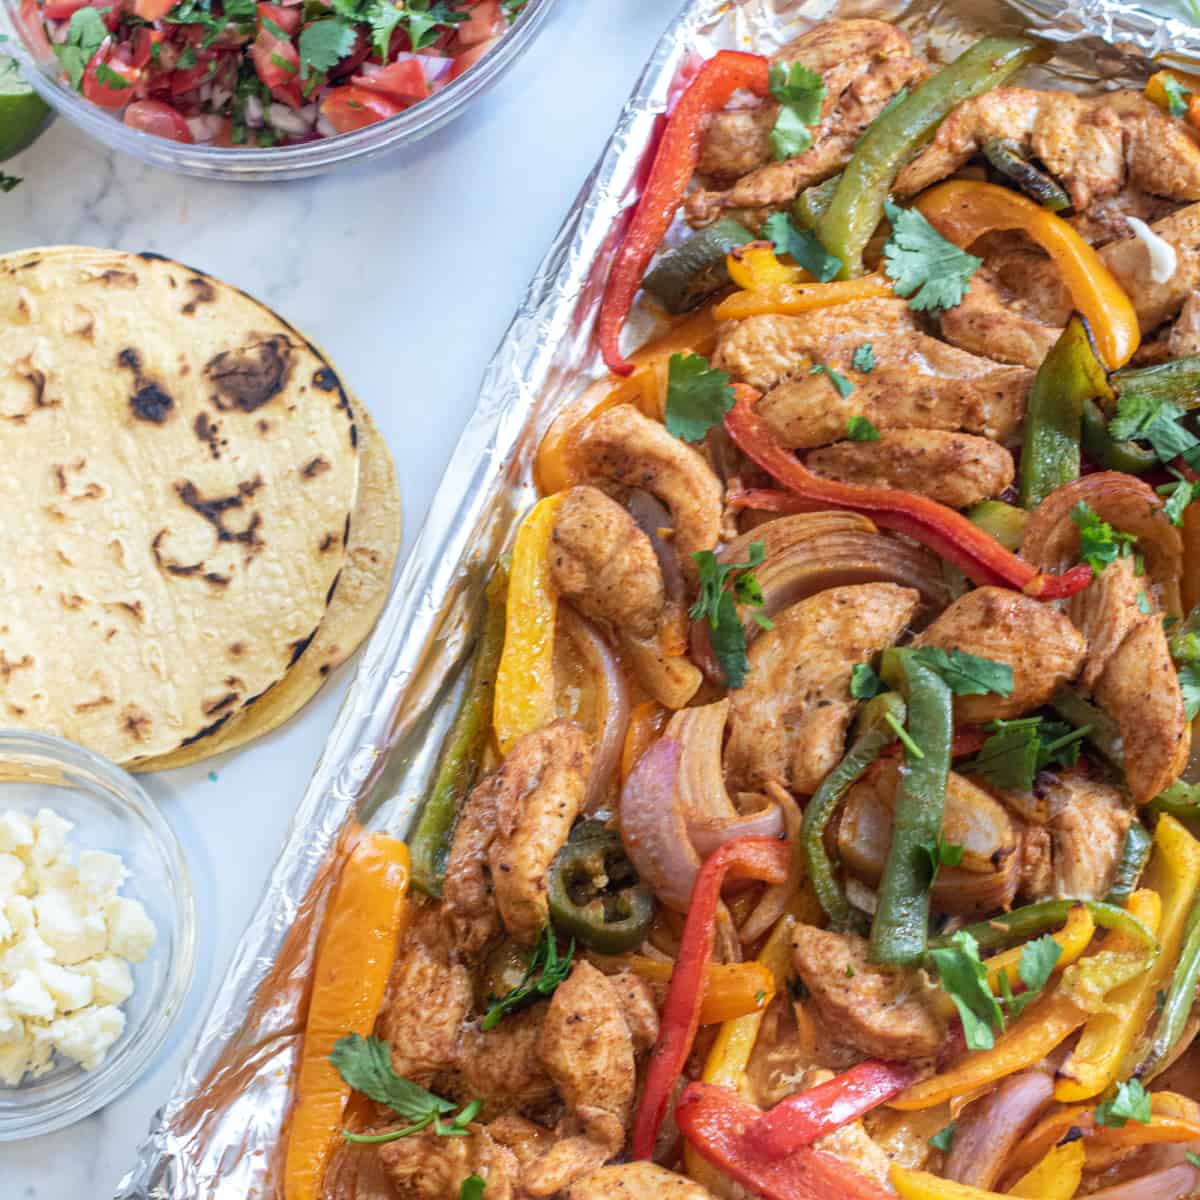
xmin=123 ymin=98 xmax=193 ymax=141
xmin=320 ymin=84 xmax=401 ymax=133
xmin=328 ymin=27 xmax=370 ymax=79
xmin=41 ymin=0 xmax=89 ymax=18
xmin=133 ymin=0 xmax=174 ymax=19
xmin=351 ymin=59 xmax=426 ymax=105
xmin=81 ymin=44 xmax=140 ymax=108
xmin=208 ymin=117 xmax=237 ymax=146
xmin=126 ymin=26 xmax=165 ymax=70
xmin=449 ymin=35 xmax=498 ymax=81
xmin=455 ymin=0 xmax=502 ymax=46
xmin=250 ymin=34 xmax=302 ymax=104
xmin=257 ymin=2 xmax=301 ymax=37
xmin=169 ymin=55 xmax=218 ymax=95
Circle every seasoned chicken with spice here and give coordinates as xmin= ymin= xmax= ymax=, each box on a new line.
xmin=1045 ymin=774 xmax=1133 ymax=898
xmin=567 ymin=1163 xmax=717 ymax=1199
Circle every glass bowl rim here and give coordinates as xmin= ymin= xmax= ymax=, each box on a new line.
xmin=0 ymin=729 xmax=196 ymax=1141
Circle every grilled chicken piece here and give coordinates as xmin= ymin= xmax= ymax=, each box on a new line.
xmin=714 ymin=301 xmax=1031 ymax=444
xmin=807 ymin=431 xmax=1014 ymax=509
xmin=523 ymin=1117 xmax=626 ymax=1199
xmin=726 ymin=583 xmax=920 ymax=794
xmin=606 ymin=969 xmax=660 ymax=1053
xmin=376 ymin=908 xmax=472 ymax=1086
xmin=895 ymin=88 xmax=1200 ymax=211
xmin=1095 ymin=614 xmax=1190 ymax=805
xmin=574 ymin=405 xmax=722 ymax=588
xmin=457 ymin=1006 xmax=557 ymax=1120
xmin=1169 ymin=290 xmax=1200 ymax=356
xmin=1071 ymin=186 xmax=1182 ymax=246
xmin=792 ymin=926 xmax=946 ymax=1060
xmin=567 ymin=1163 xmax=717 ymax=1199
xmin=1101 ymin=202 xmax=1200 ymax=330
xmin=1046 ymin=775 xmax=1132 ymax=899
xmin=937 ymin=270 xmax=1064 ymax=369
xmin=798 ymin=1070 xmax=894 ymax=1186
xmin=688 ymin=19 xmax=926 ymax=226
xmin=378 ymin=1125 xmax=520 ymax=1200
xmin=913 ymin=588 xmax=1086 ymax=724
xmin=443 ymin=721 xmax=591 ymax=954
xmin=1016 ymin=822 xmax=1055 ymax=902
xmin=1069 ymin=557 xmax=1148 ymax=691
xmin=551 ymin=486 xmax=665 ymax=642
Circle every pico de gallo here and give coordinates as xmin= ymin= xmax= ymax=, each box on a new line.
xmin=34 ymin=0 xmax=526 ymax=146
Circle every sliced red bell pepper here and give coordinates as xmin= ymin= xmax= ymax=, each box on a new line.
xmin=630 ymin=836 xmax=789 ymax=1161
xmin=676 ymin=1081 xmax=894 ymax=1200
xmin=725 ymin=386 xmax=1093 ymax=600
xmin=746 ymin=1061 xmax=917 ymax=1160
xmin=595 ymin=51 xmax=771 ymax=377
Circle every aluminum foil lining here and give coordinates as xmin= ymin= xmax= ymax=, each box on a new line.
xmin=116 ymin=0 xmax=1199 ymax=1195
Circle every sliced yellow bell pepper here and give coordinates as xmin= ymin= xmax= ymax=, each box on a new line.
xmin=931 ymin=904 xmax=1094 ymax=1022
xmin=1007 ymin=1139 xmax=1084 ymax=1199
xmin=617 ymin=954 xmax=776 ymax=1026
xmin=891 ymin=1166 xmax=1011 ymax=1199
xmin=493 ymin=495 xmax=564 ymax=755
xmin=1054 ymin=888 xmax=1162 ymax=1101
xmin=915 ymin=180 xmax=1140 ymax=368
xmin=726 ymin=242 xmax=810 ymax=291
xmin=713 ymin=273 xmax=893 ymax=321
xmin=1058 ymin=816 xmax=1200 ymax=1099
xmin=890 ymin=989 xmax=1088 ymax=1111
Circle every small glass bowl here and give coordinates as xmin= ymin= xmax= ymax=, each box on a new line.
xmin=0 ymin=731 xmax=195 ymax=1141
xmin=0 ymin=0 xmax=556 ymax=181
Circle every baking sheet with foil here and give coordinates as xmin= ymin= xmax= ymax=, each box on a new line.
xmin=115 ymin=0 xmax=1200 ymax=1195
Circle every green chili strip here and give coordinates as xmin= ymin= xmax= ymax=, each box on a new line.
xmin=1150 ymin=779 xmax=1200 ymax=821
xmin=869 ymin=652 xmax=953 ymax=966
xmin=409 ymin=569 xmax=508 ymax=897
xmin=816 ymin=35 xmax=1042 ymax=278
xmin=1051 ymin=685 xmax=1124 ymax=769
xmin=802 ymin=691 xmax=904 ymax=932
xmin=966 ymin=500 xmax=1028 ymax=552
xmin=791 ymin=173 xmax=841 ymax=230
xmin=981 ymin=137 xmax=1070 ymax=211
xmin=1111 ymin=354 xmax=1200 ymax=410
xmin=1081 ymin=399 xmax=1157 ymax=474
xmin=929 ymin=898 xmax=1158 ymax=954
xmin=1139 ymin=890 xmax=1200 ymax=1082
xmin=1020 ymin=316 xmax=1112 ymax=509
xmin=1106 ymin=822 xmax=1153 ymax=907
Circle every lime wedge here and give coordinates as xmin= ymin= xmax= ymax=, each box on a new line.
xmin=0 ymin=55 xmax=50 ymax=162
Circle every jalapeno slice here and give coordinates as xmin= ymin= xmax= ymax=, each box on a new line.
xmin=548 ymin=823 xmax=654 ymax=954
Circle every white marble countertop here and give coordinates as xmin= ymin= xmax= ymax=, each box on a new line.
xmin=0 ymin=1 xmax=674 ymax=1192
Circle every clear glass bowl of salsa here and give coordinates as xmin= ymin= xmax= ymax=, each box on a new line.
xmin=0 ymin=0 xmax=555 ymax=180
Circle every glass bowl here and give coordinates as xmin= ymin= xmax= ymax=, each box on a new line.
xmin=0 ymin=0 xmax=556 ymax=180
xmin=0 ymin=731 xmax=195 ymax=1141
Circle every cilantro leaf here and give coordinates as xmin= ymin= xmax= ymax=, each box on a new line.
xmin=403 ymin=0 xmax=467 ymax=49
xmin=810 ymin=362 xmax=854 ymax=398
xmin=929 ymin=1123 xmax=956 ymax=1152
xmin=918 ymin=835 xmax=964 ymax=883
xmin=845 ymin=415 xmax=880 ymax=441
xmin=94 ymin=61 xmax=131 ymax=88
xmin=664 ymin=353 xmax=734 ymax=443
xmin=909 ymin=647 xmax=1014 ymax=697
xmin=852 ymin=343 xmax=875 ymax=373
xmin=690 ymin=542 xmax=770 ymax=690
xmin=1188 ymin=1151 xmax=1200 ymax=1169
xmin=461 ymin=1177 xmax=486 ymax=1200
xmin=1179 ymin=662 xmax=1200 ymax=720
xmin=850 ymin=662 xmax=883 ymax=699
xmin=997 ymin=935 xmax=1063 ymax=1022
xmin=1159 ymin=477 xmax=1200 ymax=526
xmin=1109 ymin=391 xmax=1200 ymax=467
xmin=366 ymin=0 xmax=404 ymax=58
xmin=1163 ymin=73 xmax=1192 ymax=119
xmin=501 ymin=0 xmax=527 ymax=16
xmin=763 ymin=211 xmax=841 ymax=282
xmin=1070 ymin=501 xmax=1138 ymax=574
xmin=768 ymin=62 xmax=825 ymax=160
xmin=1094 ymin=1079 xmax=1152 ymax=1128
xmin=929 ymin=931 xmax=1002 ymax=1051
xmin=0 ymin=173 xmax=20 ymax=193
xmin=483 ymin=924 xmax=574 ymax=1030
xmin=883 ymin=200 xmax=981 ymax=312
xmin=963 ymin=716 xmax=1089 ymax=791
xmin=298 ymin=17 xmax=357 ymax=78
xmin=53 ymin=7 xmax=108 ymax=90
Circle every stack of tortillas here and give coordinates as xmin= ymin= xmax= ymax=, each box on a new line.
xmin=0 ymin=246 xmax=401 ymax=771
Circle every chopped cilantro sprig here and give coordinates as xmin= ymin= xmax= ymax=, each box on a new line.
xmin=883 ymin=200 xmax=981 ymax=312
xmin=664 ymin=352 xmax=734 ymax=443
xmin=768 ymin=62 xmax=825 ymax=160
xmin=690 ymin=541 xmax=772 ymax=690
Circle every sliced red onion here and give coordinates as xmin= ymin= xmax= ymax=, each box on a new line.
xmin=392 ymin=50 xmax=454 ymax=86
xmin=1086 ymin=1164 xmax=1200 ymax=1200
xmin=619 ymin=738 xmax=698 ymax=912
xmin=268 ymin=102 xmax=313 ymax=136
xmin=688 ymin=806 xmax=785 ymax=858
xmin=186 ymin=114 xmax=224 ymax=143
xmin=624 ymin=488 xmax=685 ymax=604
xmin=560 ymin=609 xmax=630 ymax=813
xmin=946 ymin=1069 xmax=1053 ymax=1189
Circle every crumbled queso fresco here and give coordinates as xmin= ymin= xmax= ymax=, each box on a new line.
xmin=0 ymin=808 xmax=156 ymax=1086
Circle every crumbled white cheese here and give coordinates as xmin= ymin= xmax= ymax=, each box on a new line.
xmin=0 ymin=808 xmax=155 ymax=1086
xmin=1127 ymin=215 xmax=1178 ymax=284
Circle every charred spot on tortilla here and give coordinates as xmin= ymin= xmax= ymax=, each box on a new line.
xmin=59 ymin=593 xmax=85 ymax=611
xmin=176 ymin=478 xmax=265 ymax=555
xmin=228 ymin=642 xmax=245 ymax=659
xmin=288 ymin=632 xmax=315 ymax=667
xmin=137 ymin=252 xmax=170 ymax=263
xmin=182 ymin=277 xmax=217 ymax=315
xmin=194 ymin=412 xmax=223 ymax=459
xmin=0 ymin=652 xmax=33 ymax=682
xmin=312 ymin=366 xmax=338 ymax=392
xmin=319 ymin=532 xmax=339 ymax=554
xmin=204 ymin=571 xmax=231 ymax=588
xmin=301 ymin=456 xmax=330 ymax=479
xmin=202 ymin=691 xmax=240 ymax=717
xmin=97 ymin=269 xmax=138 ymax=288
xmin=120 ymin=705 xmax=152 ymax=742
xmin=205 ymin=335 xmax=292 ymax=413
xmin=2 ymin=362 xmax=58 ymax=423
xmin=177 ymin=711 xmax=233 ymax=747
xmin=74 ymin=695 xmax=113 ymax=712
xmin=131 ymin=382 xmax=174 ymax=424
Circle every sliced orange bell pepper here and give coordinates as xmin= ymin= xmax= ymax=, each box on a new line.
xmin=1007 ymin=1138 xmax=1084 ymax=1200
xmin=621 ymin=954 xmax=776 ymax=1026
xmin=620 ymin=699 xmax=669 ymax=782
xmin=1054 ymin=888 xmax=1161 ymax=1102
xmin=713 ymin=273 xmax=893 ymax=321
xmin=890 ymin=989 xmax=1087 ymax=1111
xmin=891 ymin=1166 xmax=1011 ymax=1199
xmin=931 ymin=904 xmax=1094 ymax=1022
xmin=283 ymin=833 xmax=411 ymax=1200
xmin=915 ymin=180 xmax=1140 ymax=368
xmin=493 ymin=495 xmax=564 ymax=755
xmin=726 ymin=242 xmax=811 ymax=291
xmin=1057 ymin=817 xmax=1200 ymax=1100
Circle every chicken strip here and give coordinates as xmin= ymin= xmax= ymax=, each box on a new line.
xmin=457 ymin=1006 xmax=558 ymax=1120
xmin=896 ymin=88 xmax=1200 ymax=211
xmin=567 ymin=1163 xmax=716 ymax=1199
xmin=937 ymin=270 xmax=1064 ymax=369
xmin=1046 ymin=774 xmax=1132 ymax=899
xmin=378 ymin=1125 xmax=520 ymax=1200
xmin=913 ymin=587 xmax=1086 ymax=724
xmin=806 ymin=431 xmax=1014 ymax=509
xmin=574 ymin=405 xmax=722 ymax=588
xmin=1169 ymin=290 xmax=1200 ymax=356
xmin=376 ymin=907 xmax=472 ymax=1086
xmin=792 ymin=926 xmax=946 ymax=1061
xmin=725 ymin=582 xmax=919 ymax=794
xmin=1068 ymin=556 xmax=1148 ymax=691
xmin=714 ymin=301 xmax=1031 ymax=443
xmin=443 ymin=721 xmax=592 ymax=954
